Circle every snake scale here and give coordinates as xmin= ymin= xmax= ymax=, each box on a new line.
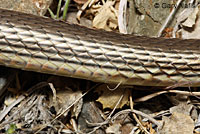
xmin=1 ymin=8 xmax=200 ymax=87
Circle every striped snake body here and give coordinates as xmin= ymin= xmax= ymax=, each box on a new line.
xmin=1 ymin=8 xmax=200 ymax=87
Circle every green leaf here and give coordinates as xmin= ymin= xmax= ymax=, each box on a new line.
xmin=6 ymin=124 xmax=17 ymax=134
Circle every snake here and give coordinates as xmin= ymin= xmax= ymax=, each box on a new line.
xmin=1 ymin=8 xmax=200 ymax=87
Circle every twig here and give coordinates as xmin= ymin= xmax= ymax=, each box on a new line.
xmin=76 ymin=0 xmax=93 ymax=21
xmin=118 ymin=0 xmax=127 ymax=34
xmin=34 ymin=83 xmax=101 ymax=134
xmin=157 ymin=0 xmax=183 ymax=37
xmin=107 ymin=82 xmax=121 ymax=91
xmin=130 ymin=95 xmax=150 ymax=134
xmin=134 ymin=89 xmax=200 ymax=102
xmin=48 ymin=83 xmax=57 ymax=105
xmin=132 ymin=113 xmax=150 ymax=134
xmin=111 ymin=109 xmax=161 ymax=127
xmin=87 ymin=92 xmax=125 ymax=134
xmin=0 ymin=82 xmax=49 ymax=123
xmin=172 ymin=0 xmax=196 ymax=37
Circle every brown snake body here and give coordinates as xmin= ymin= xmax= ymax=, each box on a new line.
xmin=1 ymin=8 xmax=200 ymax=87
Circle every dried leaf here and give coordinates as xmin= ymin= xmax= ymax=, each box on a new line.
xmin=51 ymin=89 xmax=83 ymax=118
xmin=106 ymin=123 xmax=121 ymax=134
xmin=170 ymin=103 xmax=194 ymax=116
xmin=177 ymin=6 xmax=200 ymax=39
xmin=92 ymin=1 xmax=118 ymax=31
xmin=160 ymin=103 xmax=195 ymax=134
xmin=96 ymin=84 xmax=130 ymax=109
xmin=160 ymin=112 xmax=194 ymax=134
xmin=119 ymin=117 xmax=134 ymax=134
xmin=182 ymin=7 xmax=198 ymax=27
